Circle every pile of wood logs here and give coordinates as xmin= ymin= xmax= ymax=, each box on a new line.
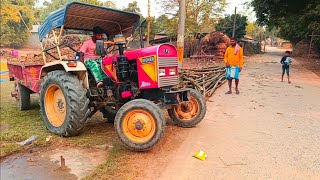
xmin=179 ymin=65 xmax=226 ymax=97
xmin=44 ymin=34 xmax=91 ymax=62
xmin=6 ymin=53 xmax=44 ymax=66
xmin=7 ymin=34 xmax=91 ymax=65
xmin=193 ymin=32 xmax=230 ymax=59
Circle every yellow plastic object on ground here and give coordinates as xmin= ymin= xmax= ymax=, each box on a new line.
xmin=193 ymin=149 xmax=208 ymax=161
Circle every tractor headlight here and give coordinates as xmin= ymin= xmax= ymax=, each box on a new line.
xmin=169 ymin=68 xmax=176 ymax=75
xmin=159 ymin=69 xmax=166 ymax=76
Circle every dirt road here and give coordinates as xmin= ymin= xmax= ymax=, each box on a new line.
xmin=153 ymin=47 xmax=320 ymax=179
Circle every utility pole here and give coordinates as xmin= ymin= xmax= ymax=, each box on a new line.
xmin=232 ymin=7 xmax=237 ymax=38
xmin=147 ymin=0 xmax=151 ymax=47
xmin=263 ymin=32 xmax=266 ymax=52
xmin=177 ymin=0 xmax=186 ymax=70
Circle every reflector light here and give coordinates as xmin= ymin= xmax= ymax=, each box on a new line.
xmin=67 ymin=61 xmax=77 ymax=67
xmin=169 ymin=68 xmax=176 ymax=75
xmin=159 ymin=69 xmax=166 ymax=76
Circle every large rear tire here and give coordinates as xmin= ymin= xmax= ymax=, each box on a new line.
xmin=168 ymin=88 xmax=206 ymax=128
xmin=114 ymin=99 xmax=165 ymax=151
xmin=40 ymin=70 xmax=90 ymax=137
xmin=15 ymin=82 xmax=31 ymax=111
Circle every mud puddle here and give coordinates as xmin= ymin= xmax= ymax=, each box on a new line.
xmin=1 ymin=146 xmax=108 ymax=179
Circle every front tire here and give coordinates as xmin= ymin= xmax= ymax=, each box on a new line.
xmin=168 ymin=88 xmax=206 ymax=127
xmin=40 ymin=70 xmax=90 ymax=137
xmin=114 ymin=99 xmax=165 ymax=151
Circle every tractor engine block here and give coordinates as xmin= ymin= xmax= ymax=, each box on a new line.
xmin=116 ymin=55 xmax=129 ymax=82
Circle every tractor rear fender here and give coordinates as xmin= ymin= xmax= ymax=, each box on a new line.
xmin=40 ymin=61 xmax=89 ymax=88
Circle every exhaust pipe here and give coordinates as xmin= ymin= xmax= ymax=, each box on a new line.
xmin=139 ymin=19 xmax=147 ymax=48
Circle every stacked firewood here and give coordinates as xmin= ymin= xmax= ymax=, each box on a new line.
xmin=6 ymin=53 xmax=44 ymax=65
xmin=7 ymin=34 xmax=91 ymax=65
xmin=179 ymin=66 xmax=226 ymax=97
xmin=194 ymin=32 xmax=230 ymax=59
xmin=44 ymin=34 xmax=91 ymax=62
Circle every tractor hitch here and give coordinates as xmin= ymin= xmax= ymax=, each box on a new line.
xmin=164 ymin=89 xmax=189 ymax=105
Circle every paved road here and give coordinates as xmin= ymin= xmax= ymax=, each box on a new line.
xmin=158 ymin=47 xmax=320 ymax=179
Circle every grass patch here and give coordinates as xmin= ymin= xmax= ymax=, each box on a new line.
xmin=0 ymin=82 xmax=52 ymax=159
xmin=67 ymin=114 xmax=116 ymax=147
xmin=0 ymin=82 xmax=120 ymax=153
xmin=0 ymin=142 xmax=22 ymax=158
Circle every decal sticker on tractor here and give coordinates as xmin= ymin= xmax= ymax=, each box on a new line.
xmin=141 ymin=81 xmax=151 ymax=87
xmin=142 ymin=56 xmax=155 ymax=64
xmin=138 ymin=55 xmax=158 ymax=89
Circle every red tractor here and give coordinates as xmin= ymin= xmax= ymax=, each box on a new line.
xmin=8 ymin=2 xmax=206 ymax=151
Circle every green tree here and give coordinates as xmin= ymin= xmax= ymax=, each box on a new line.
xmin=103 ymin=1 xmax=116 ymax=9
xmin=245 ymin=22 xmax=255 ymax=37
xmin=251 ymin=0 xmax=320 ymax=49
xmin=246 ymin=22 xmax=264 ymax=39
xmin=0 ymin=0 xmax=36 ymax=47
xmin=123 ymin=1 xmax=141 ymax=14
xmin=122 ymin=1 xmax=144 ymax=40
xmin=216 ymin=14 xmax=248 ymax=40
xmin=157 ymin=0 xmax=227 ymax=35
xmin=40 ymin=0 xmax=103 ymax=22
xmin=153 ymin=15 xmax=177 ymax=36
xmin=122 ymin=2 xmax=160 ymax=40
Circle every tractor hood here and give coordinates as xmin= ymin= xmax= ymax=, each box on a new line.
xmin=103 ymin=44 xmax=178 ymax=62
xmin=102 ymin=44 xmax=179 ymax=89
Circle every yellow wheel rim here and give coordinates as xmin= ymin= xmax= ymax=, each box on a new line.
xmin=44 ymin=84 xmax=66 ymax=127
xmin=174 ymin=97 xmax=200 ymax=121
xmin=122 ymin=110 xmax=156 ymax=143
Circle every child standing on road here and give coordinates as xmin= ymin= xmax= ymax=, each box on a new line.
xmin=280 ymin=51 xmax=292 ymax=83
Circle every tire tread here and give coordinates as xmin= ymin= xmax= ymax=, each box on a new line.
xmin=168 ymin=88 xmax=206 ymax=128
xmin=17 ymin=83 xmax=31 ymax=111
xmin=40 ymin=70 xmax=90 ymax=137
xmin=114 ymin=99 xmax=165 ymax=151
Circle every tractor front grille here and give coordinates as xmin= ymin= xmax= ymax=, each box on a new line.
xmin=158 ymin=58 xmax=178 ymax=67
xmin=158 ymin=57 xmax=179 ymax=87
xmin=159 ymin=76 xmax=179 ymax=87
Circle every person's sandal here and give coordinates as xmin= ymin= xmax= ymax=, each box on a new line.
xmin=225 ymin=91 xmax=232 ymax=94
xmin=235 ymin=89 xmax=240 ymax=95
xmin=97 ymin=81 xmax=104 ymax=88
